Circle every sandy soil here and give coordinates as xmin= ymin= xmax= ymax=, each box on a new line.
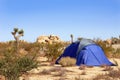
xmin=18 ymin=57 xmax=120 ymax=80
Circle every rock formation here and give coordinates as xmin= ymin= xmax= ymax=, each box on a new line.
xmin=36 ymin=35 xmax=62 ymax=44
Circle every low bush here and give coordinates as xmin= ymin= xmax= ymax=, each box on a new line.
xmin=59 ymin=57 xmax=76 ymax=67
xmin=44 ymin=42 xmax=65 ymax=61
xmin=0 ymin=28 xmax=39 ymax=80
xmin=0 ymin=50 xmax=38 ymax=80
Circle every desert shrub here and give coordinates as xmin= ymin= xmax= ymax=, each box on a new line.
xmin=0 ymin=28 xmax=39 ymax=80
xmin=19 ymin=42 xmax=42 ymax=54
xmin=112 ymin=48 xmax=120 ymax=58
xmin=0 ymin=41 xmax=16 ymax=58
xmin=59 ymin=57 xmax=76 ymax=67
xmin=0 ymin=41 xmax=41 ymax=59
xmin=0 ymin=46 xmax=38 ymax=80
xmin=115 ymin=48 xmax=120 ymax=54
xmin=44 ymin=42 xmax=65 ymax=61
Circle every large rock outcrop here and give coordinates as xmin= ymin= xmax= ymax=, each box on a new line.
xmin=36 ymin=35 xmax=62 ymax=44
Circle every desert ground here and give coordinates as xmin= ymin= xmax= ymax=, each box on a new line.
xmin=17 ymin=57 xmax=120 ymax=80
xmin=0 ymin=42 xmax=120 ymax=80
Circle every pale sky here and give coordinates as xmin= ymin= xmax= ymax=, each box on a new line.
xmin=0 ymin=0 xmax=120 ymax=42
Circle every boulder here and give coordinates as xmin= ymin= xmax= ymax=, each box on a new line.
xmin=36 ymin=35 xmax=62 ymax=44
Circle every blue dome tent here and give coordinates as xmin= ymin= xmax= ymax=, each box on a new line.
xmin=55 ymin=38 xmax=115 ymax=66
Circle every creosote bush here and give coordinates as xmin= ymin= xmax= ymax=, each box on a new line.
xmin=44 ymin=42 xmax=65 ymax=61
xmin=59 ymin=57 xmax=76 ymax=67
xmin=0 ymin=47 xmax=38 ymax=80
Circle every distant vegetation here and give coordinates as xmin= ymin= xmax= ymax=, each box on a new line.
xmin=0 ymin=28 xmax=120 ymax=79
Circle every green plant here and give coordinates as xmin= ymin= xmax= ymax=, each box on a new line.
xmin=44 ymin=42 xmax=64 ymax=61
xmin=59 ymin=57 xmax=76 ymax=67
xmin=0 ymin=51 xmax=38 ymax=80
xmin=0 ymin=28 xmax=38 ymax=80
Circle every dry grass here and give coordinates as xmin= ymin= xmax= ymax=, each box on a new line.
xmin=40 ymin=69 xmax=51 ymax=75
xmin=102 ymin=66 xmax=113 ymax=71
xmin=0 ymin=39 xmax=120 ymax=80
xmin=93 ymin=68 xmax=120 ymax=80
xmin=59 ymin=57 xmax=76 ymax=67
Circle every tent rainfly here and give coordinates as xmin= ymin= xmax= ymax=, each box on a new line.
xmin=55 ymin=38 xmax=115 ymax=66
